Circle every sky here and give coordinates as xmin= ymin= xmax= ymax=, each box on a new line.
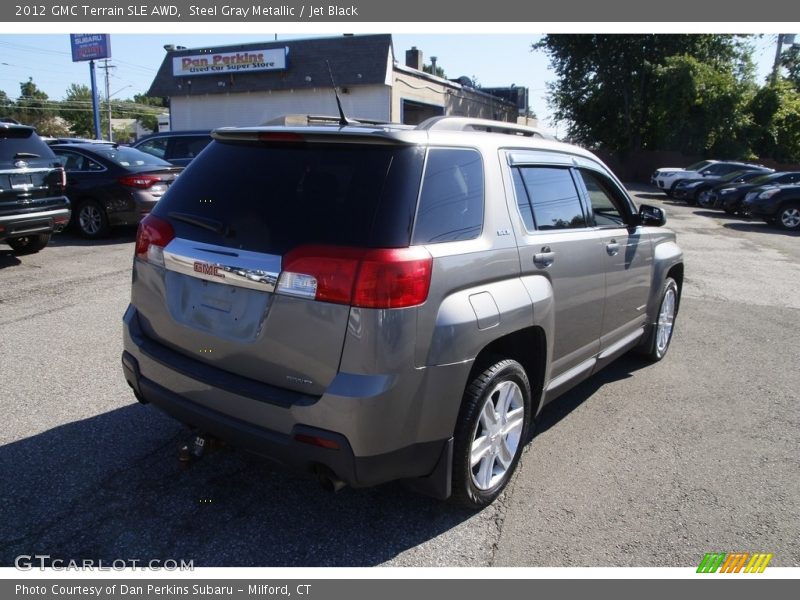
xmin=0 ymin=33 xmax=787 ymax=137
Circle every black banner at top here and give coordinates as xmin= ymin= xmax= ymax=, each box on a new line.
xmin=2 ymin=0 xmax=800 ymax=22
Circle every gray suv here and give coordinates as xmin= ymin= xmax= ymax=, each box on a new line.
xmin=122 ymin=116 xmax=683 ymax=509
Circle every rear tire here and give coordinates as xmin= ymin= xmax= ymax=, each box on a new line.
xmin=7 ymin=233 xmax=51 ymax=255
xmin=451 ymin=359 xmax=531 ymax=510
xmin=76 ymin=199 xmax=110 ymax=238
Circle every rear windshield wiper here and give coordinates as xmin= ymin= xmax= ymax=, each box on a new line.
xmin=168 ymin=211 xmax=231 ymax=236
xmin=14 ymin=152 xmax=41 ymax=159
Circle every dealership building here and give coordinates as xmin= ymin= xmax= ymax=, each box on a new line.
xmin=146 ymin=34 xmax=529 ymax=129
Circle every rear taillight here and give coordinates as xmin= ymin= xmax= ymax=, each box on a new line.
xmin=277 ymin=245 xmax=433 ymax=309
xmin=119 ymin=174 xmax=162 ymax=189
xmin=135 ymin=214 xmax=174 ymax=266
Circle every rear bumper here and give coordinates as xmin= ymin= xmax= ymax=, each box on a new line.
xmin=0 ymin=206 xmax=71 ymax=241
xmin=121 ymin=305 xmax=455 ymax=495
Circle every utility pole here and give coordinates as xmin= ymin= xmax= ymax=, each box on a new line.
xmin=88 ymin=60 xmax=101 ymax=139
xmin=98 ymin=59 xmax=116 ymax=141
xmin=771 ymin=34 xmax=797 ymax=85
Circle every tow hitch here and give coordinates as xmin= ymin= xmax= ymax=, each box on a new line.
xmin=178 ymin=432 xmax=224 ymax=467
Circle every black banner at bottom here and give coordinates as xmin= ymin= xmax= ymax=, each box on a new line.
xmin=3 ymin=579 xmax=797 ymax=600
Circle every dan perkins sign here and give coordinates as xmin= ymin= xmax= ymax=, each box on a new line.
xmin=173 ymin=48 xmax=287 ymax=76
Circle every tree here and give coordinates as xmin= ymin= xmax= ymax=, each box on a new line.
xmin=748 ymin=80 xmax=800 ymax=163
xmin=422 ymin=63 xmax=446 ymax=78
xmin=649 ymin=55 xmax=755 ymax=158
xmin=0 ymin=90 xmax=14 ymax=119
xmin=132 ymin=93 xmax=167 ymax=132
xmin=534 ymin=35 xmax=753 ymax=154
xmin=61 ymin=83 xmax=97 ymax=138
xmin=781 ymin=44 xmax=800 ymax=90
xmin=14 ymin=78 xmax=70 ymax=135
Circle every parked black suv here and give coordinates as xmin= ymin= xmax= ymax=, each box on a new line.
xmin=0 ymin=123 xmax=71 ymax=255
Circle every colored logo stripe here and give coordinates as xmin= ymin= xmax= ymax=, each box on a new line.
xmin=697 ymin=552 xmax=773 ymax=573
xmin=744 ymin=553 xmax=773 ymax=573
xmin=697 ymin=553 xmax=726 ymax=573
xmin=720 ymin=553 xmax=749 ymax=573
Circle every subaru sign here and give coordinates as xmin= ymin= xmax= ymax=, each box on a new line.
xmin=70 ymin=34 xmax=111 ymax=62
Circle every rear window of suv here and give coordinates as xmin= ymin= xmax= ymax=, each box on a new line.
xmin=153 ymin=140 xmax=425 ymax=254
xmin=0 ymin=127 xmax=57 ymax=164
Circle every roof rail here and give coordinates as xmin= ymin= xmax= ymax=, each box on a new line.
xmin=261 ymin=114 xmax=393 ymax=127
xmin=416 ymin=116 xmax=554 ymax=140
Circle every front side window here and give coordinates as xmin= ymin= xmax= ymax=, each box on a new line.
xmin=136 ymin=138 xmax=168 ymax=159
xmin=577 ymin=169 xmax=626 ymax=227
xmin=412 ymin=148 xmax=484 ymax=244
xmin=515 ymin=166 xmax=587 ymax=230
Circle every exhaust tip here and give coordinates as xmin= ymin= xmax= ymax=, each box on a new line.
xmin=314 ymin=465 xmax=347 ymax=493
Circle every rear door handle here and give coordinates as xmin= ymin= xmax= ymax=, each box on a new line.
xmin=533 ymin=246 xmax=555 ymax=268
xmin=606 ymin=240 xmax=620 ymax=256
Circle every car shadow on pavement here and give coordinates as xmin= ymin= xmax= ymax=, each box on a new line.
xmin=723 ymin=222 xmax=800 ymax=236
xmin=691 ymin=210 xmax=744 ymax=220
xmin=628 ymin=192 xmax=666 ymax=201
xmin=0 ymin=402 xmax=475 ymax=567
xmin=535 ymin=353 xmax=651 ymax=437
xmin=51 ymin=227 xmax=137 ymax=247
xmin=0 ymin=252 xmax=22 ymax=269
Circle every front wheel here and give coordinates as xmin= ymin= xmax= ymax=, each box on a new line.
xmin=639 ymin=277 xmax=679 ymax=362
xmin=452 ymin=359 xmax=532 ymax=510
xmin=7 ymin=233 xmax=51 ymax=255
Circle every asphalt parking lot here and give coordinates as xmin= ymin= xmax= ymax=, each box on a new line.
xmin=1 ymin=187 xmax=798 ymax=568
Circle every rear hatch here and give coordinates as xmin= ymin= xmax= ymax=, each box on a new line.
xmin=0 ymin=126 xmax=66 ymax=215
xmin=132 ymin=131 xmax=425 ymax=395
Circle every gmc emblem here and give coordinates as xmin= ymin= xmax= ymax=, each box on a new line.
xmin=193 ymin=261 xmax=225 ymax=278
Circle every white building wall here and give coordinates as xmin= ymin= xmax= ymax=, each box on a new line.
xmin=169 ymin=85 xmax=392 ymax=130
xmin=391 ymin=71 xmax=448 ymax=122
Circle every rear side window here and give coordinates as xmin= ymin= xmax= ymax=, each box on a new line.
xmin=412 ymin=148 xmax=484 ymax=244
xmin=514 ymin=167 xmax=587 ymax=230
xmin=154 ymin=141 xmax=425 ymax=254
xmin=170 ymin=136 xmax=211 ymax=159
xmin=92 ymin=146 xmax=172 ymax=168
xmin=54 ymin=150 xmax=104 ymax=172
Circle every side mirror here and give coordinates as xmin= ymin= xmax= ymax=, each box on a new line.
xmin=639 ymin=204 xmax=666 ymax=227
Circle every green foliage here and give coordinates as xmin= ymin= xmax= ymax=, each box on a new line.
xmin=61 ymin=83 xmax=97 ymax=138
xmin=131 ymin=93 xmax=167 ymax=132
xmin=534 ymin=35 xmax=753 ymax=154
xmin=649 ymin=55 xmax=755 ymax=158
xmin=422 ymin=63 xmax=446 ymax=78
xmin=10 ymin=78 xmax=70 ymax=135
xmin=748 ymin=81 xmax=800 ymax=162
xmin=781 ymin=45 xmax=800 ymax=90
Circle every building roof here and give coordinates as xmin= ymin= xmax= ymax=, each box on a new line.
xmin=148 ymin=34 xmax=393 ymax=98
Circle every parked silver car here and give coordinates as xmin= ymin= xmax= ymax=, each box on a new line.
xmin=122 ymin=116 xmax=683 ymax=509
